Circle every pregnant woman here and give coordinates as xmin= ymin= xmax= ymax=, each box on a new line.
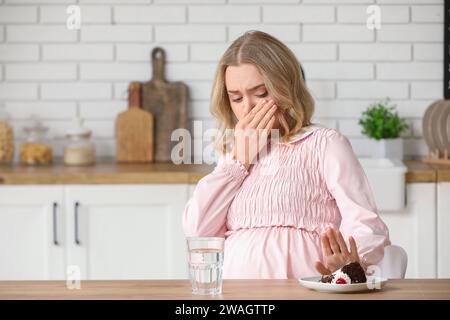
xmin=183 ymin=30 xmax=390 ymax=279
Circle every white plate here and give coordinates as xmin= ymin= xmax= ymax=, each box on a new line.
xmin=298 ymin=276 xmax=388 ymax=293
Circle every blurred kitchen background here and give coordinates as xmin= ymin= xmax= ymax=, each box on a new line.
xmin=0 ymin=0 xmax=448 ymax=282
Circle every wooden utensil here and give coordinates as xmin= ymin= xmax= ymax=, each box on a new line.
xmin=434 ymin=100 xmax=450 ymax=156
xmin=141 ymin=47 xmax=189 ymax=163
xmin=423 ymin=100 xmax=450 ymax=165
xmin=116 ymin=82 xmax=154 ymax=163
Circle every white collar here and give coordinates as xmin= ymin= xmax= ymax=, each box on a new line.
xmin=285 ymin=123 xmax=325 ymax=144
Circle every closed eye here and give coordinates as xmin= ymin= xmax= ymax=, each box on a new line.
xmin=231 ymin=91 xmax=268 ymax=102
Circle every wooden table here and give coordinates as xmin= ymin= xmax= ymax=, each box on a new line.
xmin=0 ymin=160 xmax=449 ymax=185
xmin=0 ymin=279 xmax=449 ymax=300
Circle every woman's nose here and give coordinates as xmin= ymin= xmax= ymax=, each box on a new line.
xmin=243 ymin=97 xmax=259 ymax=115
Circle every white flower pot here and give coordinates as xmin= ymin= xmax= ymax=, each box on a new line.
xmin=371 ymin=138 xmax=403 ymax=159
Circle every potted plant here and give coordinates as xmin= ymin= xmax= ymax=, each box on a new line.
xmin=358 ymin=98 xmax=409 ymax=159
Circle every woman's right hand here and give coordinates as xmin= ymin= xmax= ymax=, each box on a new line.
xmin=231 ymin=99 xmax=278 ymax=170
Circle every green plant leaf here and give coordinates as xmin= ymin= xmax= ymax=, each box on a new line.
xmin=358 ymin=98 xmax=409 ymax=140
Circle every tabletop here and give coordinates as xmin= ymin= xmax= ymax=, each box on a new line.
xmin=0 ymin=279 xmax=449 ymax=300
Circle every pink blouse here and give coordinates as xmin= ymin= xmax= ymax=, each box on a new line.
xmin=182 ymin=125 xmax=391 ymax=279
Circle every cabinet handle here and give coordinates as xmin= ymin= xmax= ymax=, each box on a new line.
xmin=74 ymin=202 xmax=81 ymax=245
xmin=52 ymin=202 xmax=59 ymax=246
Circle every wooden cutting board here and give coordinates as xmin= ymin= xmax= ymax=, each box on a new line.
xmin=116 ymin=82 xmax=154 ymax=163
xmin=141 ymin=47 xmax=189 ymax=163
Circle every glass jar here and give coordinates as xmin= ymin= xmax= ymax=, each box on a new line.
xmin=0 ymin=105 xmax=15 ymax=164
xmin=20 ymin=121 xmax=53 ymax=165
xmin=63 ymin=118 xmax=95 ymax=166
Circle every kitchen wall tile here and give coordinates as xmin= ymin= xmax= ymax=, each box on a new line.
xmin=116 ymin=44 xmax=189 ymax=62
xmin=41 ymin=83 xmax=112 ymax=100
xmin=42 ymin=44 xmax=114 ymax=61
xmin=377 ymin=24 xmax=442 ymax=42
xmin=413 ymin=44 xmax=443 ymax=61
xmin=184 ymin=81 xmax=213 ymax=100
xmin=155 ymin=25 xmax=226 ymax=42
xmin=303 ymin=0 xmax=373 ymax=3
xmin=40 ymin=6 xmax=111 ymax=24
xmin=303 ymin=25 xmax=374 ymax=42
xmin=79 ymin=101 xmax=127 ymax=119
xmin=154 ymin=0 xmax=224 ymax=3
xmin=377 ymin=0 xmax=441 ymax=3
xmin=189 ymin=6 xmax=260 ymax=23
xmin=188 ymin=100 xmax=211 ymax=119
xmin=113 ymin=82 xmax=130 ymax=100
xmin=81 ymin=25 xmax=152 ymax=42
xmin=411 ymin=5 xmax=443 ymax=22
xmin=337 ymin=82 xmax=409 ymax=99
xmin=403 ymin=138 xmax=428 ymax=157
xmin=190 ymin=44 xmax=229 ymax=62
xmin=228 ymin=25 xmax=301 ymax=42
xmin=411 ymin=119 xmax=424 ymax=138
xmin=307 ymin=81 xmax=336 ymax=99
xmin=0 ymin=0 xmax=443 ymax=159
xmin=230 ymin=0 xmax=300 ymax=3
xmin=377 ymin=62 xmax=442 ymax=80
xmin=394 ymin=100 xmax=434 ymax=118
xmin=263 ymin=5 xmax=334 ymax=23
xmin=338 ymin=119 xmax=364 ymax=137
xmin=79 ymin=0 xmax=150 ymax=3
xmin=5 ymin=102 xmax=77 ymax=120
xmin=410 ymin=82 xmax=442 ymax=99
xmin=340 ymin=44 xmax=411 ymax=61
xmin=80 ymin=63 xmax=149 ymax=81
xmin=0 ymin=83 xmax=38 ymax=100
xmin=165 ymin=63 xmax=217 ymax=81
xmin=0 ymin=6 xmax=37 ymax=23
xmin=303 ymin=62 xmax=374 ymax=80
xmin=0 ymin=44 xmax=40 ymax=61
xmin=114 ymin=6 xmax=185 ymax=24
xmin=289 ymin=44 xmax=337 ymax=61
xmin=5 ymin=63 xmax=77 ymax=81
xmin=314 ymin=100 xmax=374 ymax=118
xmin=337 ymin=5 xmax=409 ymax=23
xmin=6 ymin=0 xmax=77 ymax=3
xmin=7 ymin=25 xmax=78 ymax=42
xmin=84 ymin=120 xmax=115 ymax=138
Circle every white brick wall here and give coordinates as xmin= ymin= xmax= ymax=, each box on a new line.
xmin=0 ymin=0 xmax=444 ymax=160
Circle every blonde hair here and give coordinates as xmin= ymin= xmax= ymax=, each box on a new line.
xmin=210 ymin=30 xmax=315 ymax=155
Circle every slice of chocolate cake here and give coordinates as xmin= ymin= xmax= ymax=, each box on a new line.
xmin=320 ymin=262 xmax=367 ymax=284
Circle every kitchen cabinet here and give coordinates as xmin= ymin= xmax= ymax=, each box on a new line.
xmin=0 ymin=185 xmax=189 ymax=281
xmin=379 ymin=183 xmax=437 ymax=279
xmin=0 ymin=159 xmax=448 ymax=281
xmin=437 ymin=182 xmax=450 ymax=278
xmin=65 ymin=185 xmax=189 ymax=280
xmin=0 ymin=186 xmax=65 ymax=280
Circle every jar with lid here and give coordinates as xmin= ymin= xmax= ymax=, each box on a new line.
xmin=0 ymin=105 xmax=15 ymax=164
xmin=20 ymin=120 xmax=53 ymax=165
xmin=63 ymin=118 xmax=96 ymax=166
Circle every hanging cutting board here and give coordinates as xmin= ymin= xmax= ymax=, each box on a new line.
xmin=116 ymin=82 xmax=154 ymax=163
xmin=141 ymin=47 xmax=189 ymax=163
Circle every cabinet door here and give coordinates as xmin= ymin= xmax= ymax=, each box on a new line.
xmin=437 ymin=182 xmax=450 ymax=278
xmin=188 ymin=184 xmax=196 ymax=198
xmin=379 ymin=183 xmax=436 ymax=278
xmin=0 ymin=186 xmax=65 ymax=280
xmin=65 ymin=185 xmax=189 ymax=280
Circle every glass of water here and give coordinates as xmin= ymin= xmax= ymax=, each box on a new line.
xmin=186 ymin=237 xmax=225 ymax=295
